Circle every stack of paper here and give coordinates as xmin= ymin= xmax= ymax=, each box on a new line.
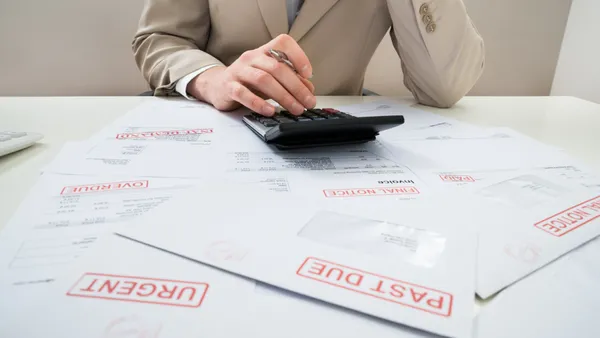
xmin=1 ymin=97 xmax=599 ymax=338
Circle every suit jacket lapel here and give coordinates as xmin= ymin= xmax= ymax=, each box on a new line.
xmin=256 ymin=0 xmax=289 ymax=39
xmin=289 ymin=0 xmax=340 ymax=41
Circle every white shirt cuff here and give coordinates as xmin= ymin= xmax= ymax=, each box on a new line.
xmin=175 ymin=64 xmax=221 ymax=100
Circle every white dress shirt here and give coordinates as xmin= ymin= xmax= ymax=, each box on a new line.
xmin=175 ymin=0 xmax=304 ymax=99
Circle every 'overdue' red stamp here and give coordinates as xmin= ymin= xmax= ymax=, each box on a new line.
xmin=296 ymin=257 xmax=453 ymax=317
xmin=323 ymin=187 xmax=420 ymax=198
xmin=439 ymin=174 xmax=475 ymax=182
xmin=534 ymin=195 xmax=600 ymax=237
xmin=67 ymin=273 xmax=208 ymax=308
xmin=61 ymin=180 xmax=149 ymax=195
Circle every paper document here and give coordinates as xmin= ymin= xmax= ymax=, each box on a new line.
xmin=0 ymin=234 xmax=255 ymax=338
xmin=0 ymin=173 xmax=202 ymax=306
xmin=419 ymin=163 xmax=600 ymax=194
xmin=334 ymin=99 xmax=475 ymax=132
xmin=1 ymin=234 xmax=448 ymax=338
xmin=87 ymin=98 xmax=247 ymax=141
xmin=204 ymin=140 xmax=436 ymax=201
xmin=285 ymin=165 xmax=431 ymax=202
xmin=380 ymin=127 xmax=573 ymax=171
xmin=118 ymin=190 xmax=478 ymax=338
xmin=449 ymin=169 xmax=600 ymax=298
xmin=475 ymin=235 xmax=600 ymax=338
xmin=43 ymin=133 xmax=405 ymax=179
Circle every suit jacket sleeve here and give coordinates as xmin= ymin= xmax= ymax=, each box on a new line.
xmin=386 ymin=0 xmax=485 ymax=108
xmin=132 ymin=0 xmax=225 ymax=95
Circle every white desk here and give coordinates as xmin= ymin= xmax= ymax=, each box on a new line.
xmin=1 ymin=95 xmax=600 ymax=232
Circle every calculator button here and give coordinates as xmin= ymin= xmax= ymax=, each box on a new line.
xmin=303 ymin=111 xmax=325 ymax=120
xmin=279 ymin=111 xmax=299 ymax=120
xmin=310 ymin=108 xmax=329 ymax=116
xmin=335 ymin=112 xmax=355 ymax=118
xmin=273 ymin=116 xmax=294 ymax=123
xmin=322 ymin=108 xmax=340 ymax=114
xmin=261 ymin=120 xmax=279 ymax=127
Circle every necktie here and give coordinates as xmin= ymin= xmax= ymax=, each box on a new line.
xmin=287 ymin=0 xmax=305 ymax=29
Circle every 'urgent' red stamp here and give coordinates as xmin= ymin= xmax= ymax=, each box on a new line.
xmin=439 ymin=174 xmax=475 ymax=182
xmin=61 ymin=180 xmax=149 ymax=195
xmin=67 ymin=273 xmax=208 ymax=308
xmin=296 ymin=257 xmax=453 ymax=317
xmin=323 ymin=187 xmax=420 ymax=198
xmin=534 ymin=195 xmax=600 ymax=237
xmin=116 ymin=129 xmax=213 ymax=139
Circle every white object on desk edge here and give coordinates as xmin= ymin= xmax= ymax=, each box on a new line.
xmin=0 ymin=131 xmax=44 ymax=157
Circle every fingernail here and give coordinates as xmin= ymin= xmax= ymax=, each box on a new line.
xmin=292 ymin=102 xmax=304 ymax=115
xmin=304 ymin=95 xmax=316 ymax=108
xmin=301 ymin=65 xmax=313 ymax=79
xmin=263 ymin=104 xmax=275 ymax=116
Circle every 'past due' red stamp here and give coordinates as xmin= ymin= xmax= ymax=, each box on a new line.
xmin=296 ymin=257 xmax=453 ymax=317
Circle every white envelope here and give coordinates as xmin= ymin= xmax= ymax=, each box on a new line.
xmin=452 ymin=169 xmax=600 ymax=299
xmin=0 ymin=234 xmax=445 ymax=338
xmin=117 ymin=190 xmax=478 ymax=338
xmin=0 ymin=234 xmax=255 ymax=338
xmin=474 ymin=235 xmax=600 ymax=338
xmin=416 ymin=163 xmax=600 ymax=194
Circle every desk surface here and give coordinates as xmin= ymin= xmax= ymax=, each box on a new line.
xmin=1 ymin=95 xmax=600 ymax=231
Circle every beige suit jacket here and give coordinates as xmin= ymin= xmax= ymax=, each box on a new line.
xmin=133 ymin=0 xmax=485 ymax=108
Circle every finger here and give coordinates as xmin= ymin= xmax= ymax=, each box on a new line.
xmin=299 ymin=76 xmax=315 ymax=94
xmin=227 ymin=81 xmax=276 ymax=116
xmin=237 ymin=67 xmax=306 ymax=115
xmin=250 ymin=54 xmax=316 ymax=109
xmin=263 ymin=34 xmax=313 ymax=79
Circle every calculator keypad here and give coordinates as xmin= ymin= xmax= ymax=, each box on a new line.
xmin=250 ymin=108 xmax=354 ymax=127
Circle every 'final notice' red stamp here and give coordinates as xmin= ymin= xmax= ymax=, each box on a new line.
xmin=323 ymin=187 xmax=420 ymax=198
xmin=534 ymin=195 xmax=600 ymax=237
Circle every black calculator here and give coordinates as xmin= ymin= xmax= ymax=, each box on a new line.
xmin=242 ymin=108 xmax=405 ymax=149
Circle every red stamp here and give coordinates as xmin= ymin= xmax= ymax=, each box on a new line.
xmin=323 ymin=187 xmax=420 ymax=198
xmin=115 ymin=129 xmax=213 ymax=139
xmin=296 ymin=257 xmax=453 ymax=317
xmin=61 ymin=180 xmax=149 ymax=195
xmin=534 ymin=195 xmax=600 ymax=237
xmin=439 ymin=174 xmax=475 ymax=182
xmin=67 ymin=273 xmax=208 ymax=308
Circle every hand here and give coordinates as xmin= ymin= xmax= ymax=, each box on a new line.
xmin=187 ymin=34 xmax=316 ymax=116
